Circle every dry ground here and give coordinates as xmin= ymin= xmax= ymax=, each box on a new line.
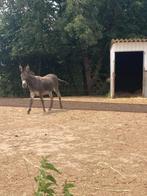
xmin=0 ymin=97 xmax=147 ymax=196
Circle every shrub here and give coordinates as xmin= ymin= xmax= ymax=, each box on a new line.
xmin=35 ymin=158 xmax=75 ymax=196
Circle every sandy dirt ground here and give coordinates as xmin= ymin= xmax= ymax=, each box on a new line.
xmin=0 ymin=97 xmax=147 ymax=196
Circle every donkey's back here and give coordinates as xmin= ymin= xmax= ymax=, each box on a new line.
xmin=37 ymin=74 xmax=59 ymax=92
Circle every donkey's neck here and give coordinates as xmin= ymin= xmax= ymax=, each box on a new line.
xmin=26 ymin=74 xmax=38 ymax=90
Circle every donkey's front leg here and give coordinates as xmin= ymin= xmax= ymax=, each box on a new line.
xmin=28 ymin=98 xmax=34 ymax=114
xmin=40 ymin=94 xmax=46 ymax=112
xmin=27 ymin=92 xmax=34 ymax=114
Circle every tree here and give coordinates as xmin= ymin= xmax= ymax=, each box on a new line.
xmin=57 ymin=0 xmax=103 ymax=94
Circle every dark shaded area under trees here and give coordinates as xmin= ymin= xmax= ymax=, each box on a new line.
xmin=0 ymin=0 xmax=147 ymax=97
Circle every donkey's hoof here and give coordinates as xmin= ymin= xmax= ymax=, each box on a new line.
xmin=27 ymin=110 xmax=31 ymax=114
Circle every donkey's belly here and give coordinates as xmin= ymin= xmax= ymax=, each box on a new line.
xmin=42 ymin=91 xmax=50 ymax=96
xmin=33 ymin=91 xmax=49 ymax=96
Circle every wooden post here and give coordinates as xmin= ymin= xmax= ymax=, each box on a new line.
xmin=110 ymin=47 xmax=115 ymax=98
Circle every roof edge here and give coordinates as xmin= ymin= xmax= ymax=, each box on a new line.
xmin=111 ymin=38 xmax=147 ymax=45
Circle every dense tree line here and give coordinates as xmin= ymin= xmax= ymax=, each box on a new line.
xmin=0 ymin=0 xmax=147 ymax=96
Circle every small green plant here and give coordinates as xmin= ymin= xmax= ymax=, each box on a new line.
xmin=35 ymin=158 xmax=75 ymax=196
xmin=63 ymin=181 xmax=75 ymax=196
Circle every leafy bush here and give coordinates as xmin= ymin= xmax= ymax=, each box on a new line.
xmin=0 ymin=73 xmax=13 ymax=96
xmin=35 ymin=158 xmax=75 ymax=196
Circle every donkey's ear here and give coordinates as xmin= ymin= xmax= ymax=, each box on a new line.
xmin=19 ymin=65 xmax=23 ymax=72
xmin=26 ymin=65 xmax=30 ymax=72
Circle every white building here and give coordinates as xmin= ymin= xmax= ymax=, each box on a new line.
xmin=110 ymin=39 xmax=147 ymax=98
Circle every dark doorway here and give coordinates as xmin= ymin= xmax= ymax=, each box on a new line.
xmin=115 ymin=51 xmax=143 ymax=94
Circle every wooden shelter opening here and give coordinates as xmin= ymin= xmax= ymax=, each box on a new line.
xmin=115 ymin=51 xmax=143 ymax=94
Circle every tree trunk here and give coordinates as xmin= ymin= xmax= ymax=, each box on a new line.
xmin=82 ymin=56 xmax=93 ymax=95
xmin=37 ymin=56 xmax=42 ymax=75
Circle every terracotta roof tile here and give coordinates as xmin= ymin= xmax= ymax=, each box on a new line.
xmin=111 ymin=38 xmax=147 ymax=44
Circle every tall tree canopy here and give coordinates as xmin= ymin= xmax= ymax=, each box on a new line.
xmin=0 ymin=0 xmax=147 ymax=96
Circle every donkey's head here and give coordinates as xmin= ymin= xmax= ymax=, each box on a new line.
xmin=19 ymin=65 xmax=31 ymax=88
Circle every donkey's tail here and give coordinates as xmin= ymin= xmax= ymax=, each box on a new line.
xmin=58 ymin=78 xmax=69 ymax=85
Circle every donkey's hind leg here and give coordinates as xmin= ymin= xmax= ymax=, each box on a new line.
xmin=54 ymin=89 xmax=63 ymax=109
xmin=49 ymin=91 xmax=53 ymax=110
xmin=39 ymin=94 xmax=46 ymax=112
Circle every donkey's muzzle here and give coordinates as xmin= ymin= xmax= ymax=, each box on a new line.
xmin=22 ymin=80 xmax=27 ymax=88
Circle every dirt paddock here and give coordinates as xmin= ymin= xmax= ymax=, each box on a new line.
xmin=0 ymin=97 xmax=147 ymax=196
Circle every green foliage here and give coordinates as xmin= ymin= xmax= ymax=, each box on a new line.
xmin=0 ymin=66 xmax=23 ymax=97
xmin=35 ymin=158 xmax=75 ymax=196
xmin=0 ymin=73 xmax=13 ymax=96
xmin=63 ymin=182 xmax=75 ymax=196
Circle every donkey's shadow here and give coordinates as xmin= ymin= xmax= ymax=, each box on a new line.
xmin=43 ymin=109 xmax=68 ymax=115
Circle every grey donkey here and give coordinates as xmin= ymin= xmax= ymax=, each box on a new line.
xmin=19 ymin=65 xmax=67 ymax=114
